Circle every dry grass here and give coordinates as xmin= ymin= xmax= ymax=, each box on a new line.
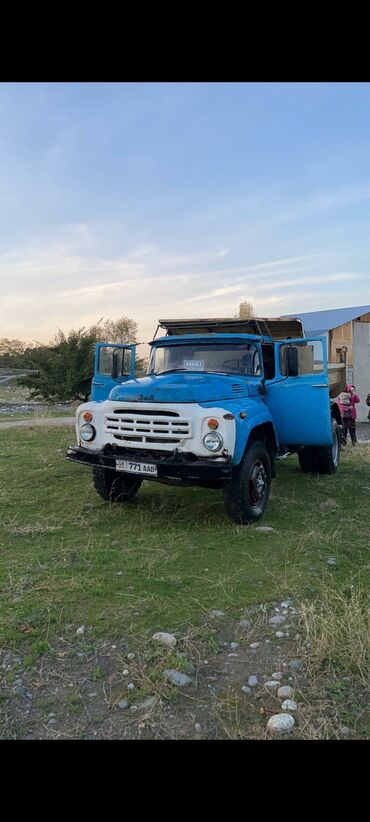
xmin=300 ymin=585 xmax=370 ymax=683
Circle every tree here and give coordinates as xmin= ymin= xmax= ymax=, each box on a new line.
xmin=18 ymin=328 xmax=101 ymax=403
xmin=0 ymin=338 xmax=28 ymax=368
xmin=98 ymin=316 xmax=138 ymax=344
xmin=238 ymin=301 xmax=254 ymax=320
xmin=17 ymin=315 xmax=143 ymax=403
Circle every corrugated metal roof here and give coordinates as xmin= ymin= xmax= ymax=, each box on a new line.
xmin=282 ymin=304 xmax=370 ymax=334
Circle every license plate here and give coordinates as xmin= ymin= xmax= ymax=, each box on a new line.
xmin=115 ymin=459 xmax=158 ymax=476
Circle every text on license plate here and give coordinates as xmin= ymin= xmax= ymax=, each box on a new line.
xmin=115 ymin=460 xmax=158 ymax=476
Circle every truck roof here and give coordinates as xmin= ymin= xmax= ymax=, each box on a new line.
xmin=156 ymin=316 xmax=304 ymax=340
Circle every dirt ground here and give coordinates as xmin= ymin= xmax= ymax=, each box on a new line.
xmin=1 ymin=601 xmax=367 ymax=740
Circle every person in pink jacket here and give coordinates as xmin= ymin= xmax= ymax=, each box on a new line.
xmin=338 ymin=384 xmax=360 ymax=445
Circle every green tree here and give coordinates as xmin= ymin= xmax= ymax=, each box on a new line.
xmin=17 ymin=316 xmax=144 ymax=403
xmin=0 ymin=338 xmax=28 ymax=368
xmin=18 ymin=328 xmax=100 ymax=403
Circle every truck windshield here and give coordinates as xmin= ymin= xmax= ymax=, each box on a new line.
xmin=149 ymin=343 xmax=262 ymax=376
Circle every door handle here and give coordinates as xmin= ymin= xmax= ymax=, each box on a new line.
xmin=312 ymin=384 xmax=328 ymax=388
xmin=92 ymin=381 xmax=105 ymax=386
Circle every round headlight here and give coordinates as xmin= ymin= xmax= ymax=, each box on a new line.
xmin=80 ymin=423 xmax=96 ymax=442
xmin=203 ymin=431 xmax=223 ymax=452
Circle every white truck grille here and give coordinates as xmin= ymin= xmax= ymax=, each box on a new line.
xmin=104 ymin=408 xmax=192 ymax=445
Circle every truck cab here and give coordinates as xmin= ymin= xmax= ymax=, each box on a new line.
xmin=66 ymin=316 xmax=344 ymax=524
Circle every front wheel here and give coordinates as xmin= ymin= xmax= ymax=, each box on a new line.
xmin=223 ymin=441 xmax=271 ymax=524
xmin=92 ymin=466 xmax=142 ymax=502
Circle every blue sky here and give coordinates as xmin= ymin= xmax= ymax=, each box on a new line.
xmin=1 ymin=82 xmax=370 ymax=344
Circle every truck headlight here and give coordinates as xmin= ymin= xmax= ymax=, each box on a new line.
xmin=203 ymin=432 xmax=223 ymax=452
xmin=80 ymin=423 xmax=96 ymax=442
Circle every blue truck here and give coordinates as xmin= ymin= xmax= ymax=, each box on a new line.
xmin=66 ymin=316 xmax=345 ymax=524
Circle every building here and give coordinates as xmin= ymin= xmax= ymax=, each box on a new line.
xmin=283 ymin=304 xmax=370 ymax=421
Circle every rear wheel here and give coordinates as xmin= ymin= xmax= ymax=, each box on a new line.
xmin=93 ymin=466 xmax=142 ymax=502
xmin=298 ymin=446 xmax=318 ymax=473
xmin=223 ymin=441 xmax=271 ymax=524
xmin=315 ymin=418 xmax=341 ymax=474
xmin=298 ymin=419 xmax=340 ymax=475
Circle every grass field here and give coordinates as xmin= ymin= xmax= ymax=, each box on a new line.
xmin=0 ymin=380 xmax=75 ymax=421
xmin=1 ymin=425 xmax=369 ymax=738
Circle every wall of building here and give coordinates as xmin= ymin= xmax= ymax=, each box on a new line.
xmin=330 ymin=322 xmax=353 ymax=365
xmin=353 ymin=320 xmax=370 ymax=422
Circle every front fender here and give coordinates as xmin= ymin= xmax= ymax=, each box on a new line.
xmin=233 ymin=406 xmax=278 ymax=466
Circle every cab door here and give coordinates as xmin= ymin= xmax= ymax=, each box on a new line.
xmin=91 ymin=343 xmax=136 ymax=402
xmin=266 ymin=337 xmax=332 ymax=447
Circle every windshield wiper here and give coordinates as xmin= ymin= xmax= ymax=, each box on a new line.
xmin=153 ymin=369 xmax=189 ymax=375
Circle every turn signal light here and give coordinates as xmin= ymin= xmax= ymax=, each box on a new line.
xmin=207 ymin=418 xmax=219 ymax=429
xmin=83 ymin=411 xmax=93 ymax=422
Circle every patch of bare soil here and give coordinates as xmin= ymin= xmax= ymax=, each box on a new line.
xmin=1 ymin=600 xmax=368 ymax=739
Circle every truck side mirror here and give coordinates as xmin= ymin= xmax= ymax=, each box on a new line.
xmin=286 ymin=347 xmax=299 ymax=377
xmin=112 ymin=349 xmax=120 ymax=380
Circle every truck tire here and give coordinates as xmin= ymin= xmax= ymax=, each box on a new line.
xmin=223 ymin=441 xmax=271 ymax=524
xmin=298 ymin=419 xmax=340 ymax=475
xmin=92 ymin=466 xmax=142 ymax=502
xmin=298 ymin=446 xmax=318 ymax=473
xmin=314 ymin=418 xmax=341 ymax=475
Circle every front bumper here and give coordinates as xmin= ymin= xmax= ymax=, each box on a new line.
xmin=66 ymin=445 xmax=233 ymax=482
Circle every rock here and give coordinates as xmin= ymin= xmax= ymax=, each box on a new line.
xmin=194 ymin=723 xmax=201 ymax=732
xmin=339 ymin=725 xmax=350 ymax=737
xmin=326 ymin=557 xmax=337 ymax=567
xmin=209 ymin=610 xmax=225 ymax=618
xmin=277 ymin=685 xmax=294 ymax=699
xmin=255 ymin=526 xmax=275 ymax=532
xmin=281 ymin=600 xmax=293 ymax=608
xmin=267 ymin=713 xmax=296 ymax=734
xmin=139 ymin=696 xmax=158 ymax=711
xmin=248 ymin=675 xmax=258 ymax=687
xmin=281 ymin=699 xmax=298 ymax=711
xmin=241 ymin=685 xmax=252 ymax=695
xmin=13 ymin=678 xmax=23 ymax=687
xmin=76 ymin=625 xmax=85 ymax=636
xmin=152 ymin=632 xmax=177 ymax=648
xmin=127 ymin=652 xmax=135 ymax=660
xmin=130 ymin=705 xmax=138 ymax=713
xmin=228 ymin=653 xmax=238 ymax=657
xmin=230 ymin=642 xmax=239 ymax=650
xmin=127 ymin=683 xmax=135 ymax=691
xmin=48 ymin=718 xmax=57 ymax=726
xmin=269 ymin=615 xmax=286 ymax=626
xmin=265 ymin=680 xmax=280 ymax=689
xmin=271 ymin=672 xmax=283 ymax=680
xmin=118 ymin=699 xmax=129 ymax=709
xmin=14 ymin=685 xmax=31 ymax=699
xmin=164 ymin=669 xmax=193 ymax=687
xmin=88 ymin=692 xmax=97 ymax=698
xmin=249 ymin=642 xmax=260 ymax=649
xmin=238 ymin=619 xmax=251 ymax=631
xmin=48 ymin=712 xmax=56 ymax=718
xmin=122 ymin=669 xmax=129 ymax=676
xmin=275 ymin=631 xmax=284 ymax=638
xmin=290 ymin=659 xmax=302 ymax=670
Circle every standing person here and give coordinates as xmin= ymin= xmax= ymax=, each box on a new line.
xmin=338 ymin=384 xmax=360 ymax=445
xmin=366 ymin=391 xmax=370 ymax=421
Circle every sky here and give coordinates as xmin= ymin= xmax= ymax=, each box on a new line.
xmin=1 ymin=81 xmax=370 ymax=348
